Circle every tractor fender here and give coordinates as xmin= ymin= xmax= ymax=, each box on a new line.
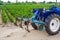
xmin=44 ymin=11 xmax=60 ymax=22
xmin=43 ymin=11 xmax=56 ymax=21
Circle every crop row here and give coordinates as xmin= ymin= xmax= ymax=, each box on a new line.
xmin=1 ymin=3 xmax=60 ymax=23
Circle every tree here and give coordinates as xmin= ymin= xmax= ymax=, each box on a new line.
xmin=43 ymin=1 xmax=45 ymax=4
xmin=48 ymin=1 xmax=53 ymax=4
xmin=7 ymin=1 xmax=11 ymax=3
xmin=0 ymin=0 xmax=3 ymax=5
xmin=32 ymin=1 xmax=37 ymax=4
xmin=26 ymin=1 xmax=28 ymax=3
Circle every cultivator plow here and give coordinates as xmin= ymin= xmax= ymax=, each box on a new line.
xmin=18 ymin=17 xmax=44 ymax=31
xmin=14 ymin=8 xmax=45 ymax=32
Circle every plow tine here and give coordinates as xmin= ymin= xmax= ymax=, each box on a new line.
xmin=14 ymin=21 xmax=18 ymax=26
xmin=25 ymin=25 xmax=30 ymax=32
xmin=19 ymin=18 xmax=23 ymax=29
xmin=14 ymin=17 xmax=18 ymax=26
xmin=25 ymin=20 xmax=30 ymax=32
xmin=19 ymin=20 xmax=23 ymax=28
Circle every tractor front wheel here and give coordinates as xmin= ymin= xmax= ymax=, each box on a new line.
xmin=45 ymin=14 xmax=60 ymax=35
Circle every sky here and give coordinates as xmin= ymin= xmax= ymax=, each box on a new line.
xmin=1 ymin=0 xmax=60 ymax=3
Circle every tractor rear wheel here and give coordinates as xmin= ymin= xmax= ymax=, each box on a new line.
xmin=45 ymin=14 xmax=60 ymax=35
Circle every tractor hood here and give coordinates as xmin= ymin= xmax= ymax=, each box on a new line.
xmin=49 ymin=6 xmax=60 ymax=14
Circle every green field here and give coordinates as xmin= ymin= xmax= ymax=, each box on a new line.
xmin=1 ymin=3 xmax=60 ymax=23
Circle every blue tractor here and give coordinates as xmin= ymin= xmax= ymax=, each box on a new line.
xmin=30 ymin=5 xmax=60 ymax=35
xmin=17 ymin=5 xmax=60 ymax=35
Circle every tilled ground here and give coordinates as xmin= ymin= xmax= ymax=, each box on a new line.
xmin=0 ymin=24 xmax=60 ymax=40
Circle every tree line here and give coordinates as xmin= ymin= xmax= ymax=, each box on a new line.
xmin=0 ymin=0 xmax=60 ymax=5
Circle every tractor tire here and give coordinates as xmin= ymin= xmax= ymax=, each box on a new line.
xmin=31 ymin=23 xmax=38 ymax=30
xmin=45 ymin=14 xmax=60 ymax=35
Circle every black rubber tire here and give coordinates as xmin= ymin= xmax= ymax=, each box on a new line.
xmin=31 ymin=23 xmax=38 ymax=30
xmin=45 ymin=14 xmax=60 ymax=35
